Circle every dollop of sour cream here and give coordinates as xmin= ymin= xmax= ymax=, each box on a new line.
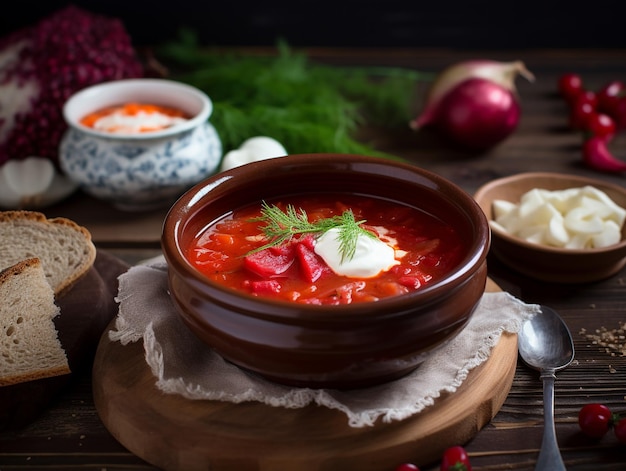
xmin=314 ymin=228 xmax=399 ymax=278
xmin=92 ymin=110 xmax=188 ymax=134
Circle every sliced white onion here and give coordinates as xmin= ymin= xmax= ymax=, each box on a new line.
xmin=491 ymin=185 xmax=625 ymax=249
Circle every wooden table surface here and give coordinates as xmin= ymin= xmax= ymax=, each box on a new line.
xmin=2 ymin=47 xmax=626 ymax=470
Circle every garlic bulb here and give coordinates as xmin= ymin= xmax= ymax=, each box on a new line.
xmin=0 ymin=157 xmax=78 ymax=209
xmin=220 ymin=136 xmax=287 ymax=172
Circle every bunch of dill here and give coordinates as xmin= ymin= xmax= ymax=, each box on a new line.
xmin=156 ymin=31 xmax=430 ymax=158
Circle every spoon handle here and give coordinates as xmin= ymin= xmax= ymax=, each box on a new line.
xmin=536 ymin=371 xmax=567 ymax=471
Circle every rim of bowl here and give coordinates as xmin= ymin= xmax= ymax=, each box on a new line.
xmin=474 ymin=171 xmax=626 ymax=256
xmin=162 ymin=153 xmax=491 ymax=318
xmin=62 ymin=78 xmax=212 ymax=140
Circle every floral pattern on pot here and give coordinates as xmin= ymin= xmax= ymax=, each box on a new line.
xmin=60 ymin=121 xmax=222 ymax=211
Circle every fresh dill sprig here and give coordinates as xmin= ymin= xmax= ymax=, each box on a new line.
xmin=156 ymin=32 xmax=432 ymax=159
xmin=249 ymin=202 xmax=375 ymax=262
xmin=331 ymin=209 xmax=378 ymax=262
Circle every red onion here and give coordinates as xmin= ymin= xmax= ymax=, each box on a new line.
xmin=410 ymin=60 xmax=535 ymax=150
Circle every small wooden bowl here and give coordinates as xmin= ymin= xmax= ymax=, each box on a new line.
xmin=474 ymin=172 xmax=626 ymax=283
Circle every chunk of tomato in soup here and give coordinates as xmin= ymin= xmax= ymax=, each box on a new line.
xmin=244 ymin=244 xmax=296 ymax=277
xmin=295 ymin=241 xmax=332 ymax=283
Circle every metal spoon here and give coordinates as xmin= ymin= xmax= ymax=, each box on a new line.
xmin=518 ymin=305 xmax=575 ymax=471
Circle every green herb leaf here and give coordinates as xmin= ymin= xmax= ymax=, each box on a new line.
xmin=156 ymin=32 xmax=432 ymax=159
xmin=249 ymin=202 xmax=375 ymax=262
xmin=333 ymin=209 xmax=377 ymax=262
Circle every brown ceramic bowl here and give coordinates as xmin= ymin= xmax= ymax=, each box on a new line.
xmin=162 ymin=154 xmax=490 ymax=389
xmin=474 ymin=172 xmax=626 ymax=283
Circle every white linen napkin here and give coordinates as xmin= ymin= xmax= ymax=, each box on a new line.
xmin=110 ymin=256 xmax=539 ymax=428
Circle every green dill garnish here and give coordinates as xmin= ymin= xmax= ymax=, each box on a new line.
xmin=156 ymin=32 xmax=432 ymax=159
xmin=249 ymin=202 xmax=376 ymax=262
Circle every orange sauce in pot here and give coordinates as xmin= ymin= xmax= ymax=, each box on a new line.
xmin=80 ymin=102 xmax=190 ymax=134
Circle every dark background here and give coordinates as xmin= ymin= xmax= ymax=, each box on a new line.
xmin=2 ymin=1 xmax=626 ymax=49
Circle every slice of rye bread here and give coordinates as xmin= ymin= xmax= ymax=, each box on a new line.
xmin=0 ymin=211 xmax=96 ymax=295
xmin=0 ymin=258 xmax=71 ymax=386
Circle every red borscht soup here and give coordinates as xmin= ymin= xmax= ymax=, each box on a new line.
xmin=186 ymin=194 xmax=465 ymax=304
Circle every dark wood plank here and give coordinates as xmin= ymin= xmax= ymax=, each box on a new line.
xmin=2 ymin=47 xmax=626 ymax=470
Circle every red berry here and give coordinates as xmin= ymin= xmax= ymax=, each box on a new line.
xmin=585 ymin=112 xmax=617 ymax=138
xmin=602 ymin=95 xmax=626 ymax=129
xmin=578 ymin=403 xmax=613 ymax=439
xmin=395 ymin=464 xmax=420 ymax=471
xmin=597 ymin=80 xmax=625 ymax=114
xmin=569 ymin=98 xmax=596 ymax=130
xmin=558 ymin=73 xmax=584 ymax=104
xmin=614 ymin=417 xmax=626 ymax=444
xmin=440 ymin=446 xmax=471 ymax=471
xmin=576 ymin=90 xmax=599 ymax=109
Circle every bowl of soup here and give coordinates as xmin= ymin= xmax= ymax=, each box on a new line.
xmin=162 ymin=153 xmax=491 ymax=389
xmin=59 ymin=78 xmax=222 ymax=211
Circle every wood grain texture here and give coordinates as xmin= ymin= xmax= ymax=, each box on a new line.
xmin=91 ymin=280 xmax=516 ymax=471
xmin=2 ymin=48 xmax=626 ymax=471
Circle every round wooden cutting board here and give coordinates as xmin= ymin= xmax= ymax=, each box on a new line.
xmin=92 ymin=279 xmax=518 ymax=471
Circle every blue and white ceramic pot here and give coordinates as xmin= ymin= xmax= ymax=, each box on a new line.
xmin=60 ymin=79 xmax=222 ymax=211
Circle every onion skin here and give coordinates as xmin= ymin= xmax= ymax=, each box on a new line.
xmin=427 ymin=78 xmax=521 ymax=150
xmin=410 ymin=60 xmax=534 ymax=150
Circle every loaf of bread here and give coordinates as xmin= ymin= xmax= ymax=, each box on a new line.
xmin=0 ymin=258 xmax=71 ymax=386
xmin=0 ymin=211 xmax=96 ymax=295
